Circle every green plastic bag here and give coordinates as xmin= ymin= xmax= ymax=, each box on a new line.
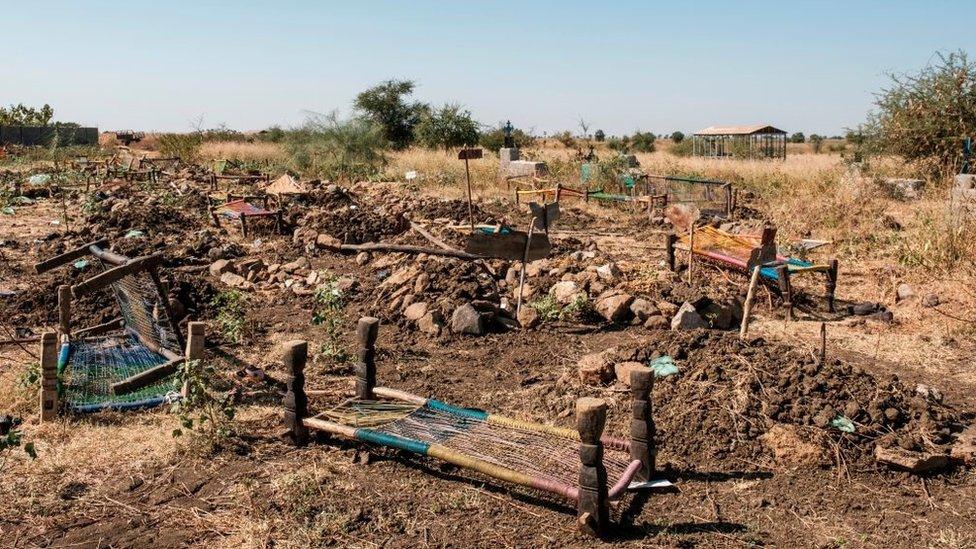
xmin=650 ymin=356 xmax=679 ymax=378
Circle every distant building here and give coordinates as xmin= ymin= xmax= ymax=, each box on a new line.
xmin=693 ymin=125 xmax=787 ymax=160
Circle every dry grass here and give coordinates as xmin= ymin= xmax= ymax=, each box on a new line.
xmin=198 ymin=141 xmax=286 ymax=163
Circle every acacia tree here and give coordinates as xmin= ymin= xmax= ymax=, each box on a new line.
xmin=868 ymin=50 xmax=976 ymax=178
xmin=354 ymin=79 xmax=427 ymax=149
xmin=414 ymin=104 xmax=480 ymax=151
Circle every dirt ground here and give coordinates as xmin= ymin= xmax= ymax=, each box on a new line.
xmin=1 ymin=158 xmax=975 ymax=548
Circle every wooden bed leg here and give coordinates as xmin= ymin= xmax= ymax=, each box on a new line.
xmin=39 ymin=332 xmax=58 ymax=422
xmin=555 ymin=183 xmax=562 ymax=203
xmin=355 ymin=317 xmax=380 ymax=400
xmin=826 ymin=259 xmax=839 ymax=313
xmin=58 ymin=285 xmax=71 ymax=338
xmin=776 ymin=264 xmax=793 ymax=321
xmin=577 ymin=397 xmax=609 ymax=537
xmin=239 ymin=214 xmax=248 ymax=237
xmin=665 ymin=233 xmax=677 ymax=271
xmin=630 ymin=367 xmax=656 ymax=482
xmin=282 ymin=340 xmax=309 ymax=446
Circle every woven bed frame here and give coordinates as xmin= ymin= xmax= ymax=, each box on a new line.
xmin=283 ymin=317 xmax=664 ymax=537
xmin=34 ymin=239 xmax=205 ymax=418
xmin=665 ymin=226 xmax=840 ymax=317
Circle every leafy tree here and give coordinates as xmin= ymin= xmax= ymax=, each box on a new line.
xmin=286 ymin=112 xmax=388 ymax=182
xmin=353 ymin=79 xmax=427 ymax=149
xmin=670 ymin=131 xmax=685 ymax=143
xmin=0 ymin=103 xmax=54 ymax=126
xmin=594 ymin=129 xmax=606 ymax=142
xmin=630 ymin=131 xmax=656 ymax=152
xmin=790 ymin=132 xmax=806 ymax=143
xmin=414 ymin=103 xmax=480 ymax=151
xmin=868 ymin=50 xmax=976 ymax=177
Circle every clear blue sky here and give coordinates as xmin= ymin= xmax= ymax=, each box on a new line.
xmin=5 ymin=1 xmax=974 ymax=136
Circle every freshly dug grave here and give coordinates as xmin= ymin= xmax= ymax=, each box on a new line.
xmin=616 ymin=330 xmax=966 ymax=472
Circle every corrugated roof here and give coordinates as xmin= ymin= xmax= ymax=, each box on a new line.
xmin=694 ymin=125 xmax=786 ymax=136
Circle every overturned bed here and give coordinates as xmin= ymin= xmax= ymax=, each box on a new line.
xmin=283 ymin=317 xmax=665 ymax=536
xmin=34 ymin=239 xmax=204 ymax=418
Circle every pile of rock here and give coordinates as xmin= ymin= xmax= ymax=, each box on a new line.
xmin=209 ymin=255 xmax=355 ymax=297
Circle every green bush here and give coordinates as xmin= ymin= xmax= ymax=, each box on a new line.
xmin=158 ymin=133 xmax=203 ymax=162
xmin=212 ymin=289 xmax=250 ymax=343
xmin=414 ymin=103 xmax=480 ymax=151
xmin=789 ymin=132 xmax=806 ymax=143
xmin=630 ymin=131 xmax=656 ymax=152
xmin=868 ymin=50 xmax=976 ymax=178
xmin=285 ymin=113 xmax=388 ymax=182
xmin=670 ymin=131 xmax=685 ymax=143
xmin=594 ymin=129 xmax=606 ymax=142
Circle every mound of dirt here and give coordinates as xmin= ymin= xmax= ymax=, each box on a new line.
xmin=619 ymin=330 xmax=964 ymax=471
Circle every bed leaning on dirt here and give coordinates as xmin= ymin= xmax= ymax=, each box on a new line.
xmin=33 ymin=239 xmax=205 ymax=418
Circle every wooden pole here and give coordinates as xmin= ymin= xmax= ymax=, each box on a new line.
xmin=577 ymin=397 xmax=609 ymax=537
xmin=57 ymin=285 xmax=71 ymax=338
xmin=515 ymin=217 xmax=537 ymax=317
xmin=39 ymin=332 xmax=58 ymax=422
xmin=665 ymin=233 xmax=677 ymax=271
xmin=629 ymin=367 xmax=656 ymax=482
xmin=687 ymin=224 xmax=695 ymax=286
xmin=776 ymin=265 xmax=793 ymax=322
xmin=282 ymin=340 xmax=309 ymax=446
xmin=464 ymin=156 xmax=475 ymax=232
xmin=739 ymin=266 xmax=762 ymax=339
xmin=818 ymin=322 xmax=827 ymax=366
xmin=355 ymin=317 xmax=380 ymax=400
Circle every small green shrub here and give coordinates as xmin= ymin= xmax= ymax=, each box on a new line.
xmin=530 ymin=293 xmax=560 ymax=322
xmin=414 ymin=103 xmax=480 ymax=151
xmin=212 ymin=290 xmax=250 ymax=343
xmin=312 ymin=273 xmax=348 ymax=364
xmin=0 ymin=429 xmax=36 ymax=465
xmin=171 ymin=359 xmax=236 ymax=450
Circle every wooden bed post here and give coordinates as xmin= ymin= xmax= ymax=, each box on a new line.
xmin=185 ymin=321 xmax=205 ymax=361
xmin=355 ymin=317 xmax=380 ymax=400
xmin=555 ymin=182 xmax=562 ymax=203
xmin=776 ymin=264 xmax=793 ymax=321
xmin=630 ymin=367 xmax=656 ymax=482
xmin=282 ymin=340 xmax=309 ymax=446
xmin=665 ymin=233 xmax=677 ymax=271
xmin=239 ymin=213 xmax=248 ymax=237
xmin=39 ymin=332 xmax=58 ymax=422
xmin=57 ymin=285 xmax=71 ymax=338
xmin=577 ymin=397 xmax=609 ymax=537
xmin=826 ymin=259 xmax=839 ymax=313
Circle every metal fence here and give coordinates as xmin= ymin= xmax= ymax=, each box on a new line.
xmin=0 ymin=126 xmax=99 ymax=147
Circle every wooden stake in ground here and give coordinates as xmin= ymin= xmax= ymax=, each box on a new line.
xmin=515 ymin=217 xmax=538 ymax=317
xmin=818 ymin=322 xmax=827 ymax=366
xmin=739 ymin=265 xmax=762 ymax=339
xmin=686 ymin=224 xmax=695 ymax=286
xmin=458 ymin=148 xmax=483 ymax=232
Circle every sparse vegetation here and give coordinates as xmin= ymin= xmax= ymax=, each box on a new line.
xmin=171 ymin=359 xmax=237 ymax=451
xmin=414 ymin=103 xmax=480 ymax=151
xmin=212 ymin=289 xmax=250 ymax=343
xmin=285 ymin=112 xmax=388 ymax=181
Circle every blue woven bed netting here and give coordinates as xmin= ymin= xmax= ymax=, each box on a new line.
xmin=59 ymin=266 xmax=183 ymax=413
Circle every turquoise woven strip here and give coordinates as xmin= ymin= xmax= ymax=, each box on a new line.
xmin=760 ymin=257 xmax=815 ymax=281
xmin=356 ymin=428 xmax=430 ymax=454
xmin=427 ymin=399 xmax=489 ymax=420
xmin=57 ymin=343 xmax=70 ymax=376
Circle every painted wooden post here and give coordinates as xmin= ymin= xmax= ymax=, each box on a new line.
xmin=355 ymin=317 xmax=380 ymax=400
xmin=630 ymin=367 xmax=656 ymax=482
xmin=826 ymin=259 xmax=839 ymax=313
xmin=776 ymin=265 xmax=793 ymax=321
xmin=665 ymin=233 xmax=677 ymax=271
xmin=282 ymin=340 xmax=309 ymax=446
xmin=57 ymin=285 xmax=71 ymax=338
xmin=39 ymin=332 xmax=58 ymax=422
xmin=577 ymin=397 xmax=609 ymax=537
